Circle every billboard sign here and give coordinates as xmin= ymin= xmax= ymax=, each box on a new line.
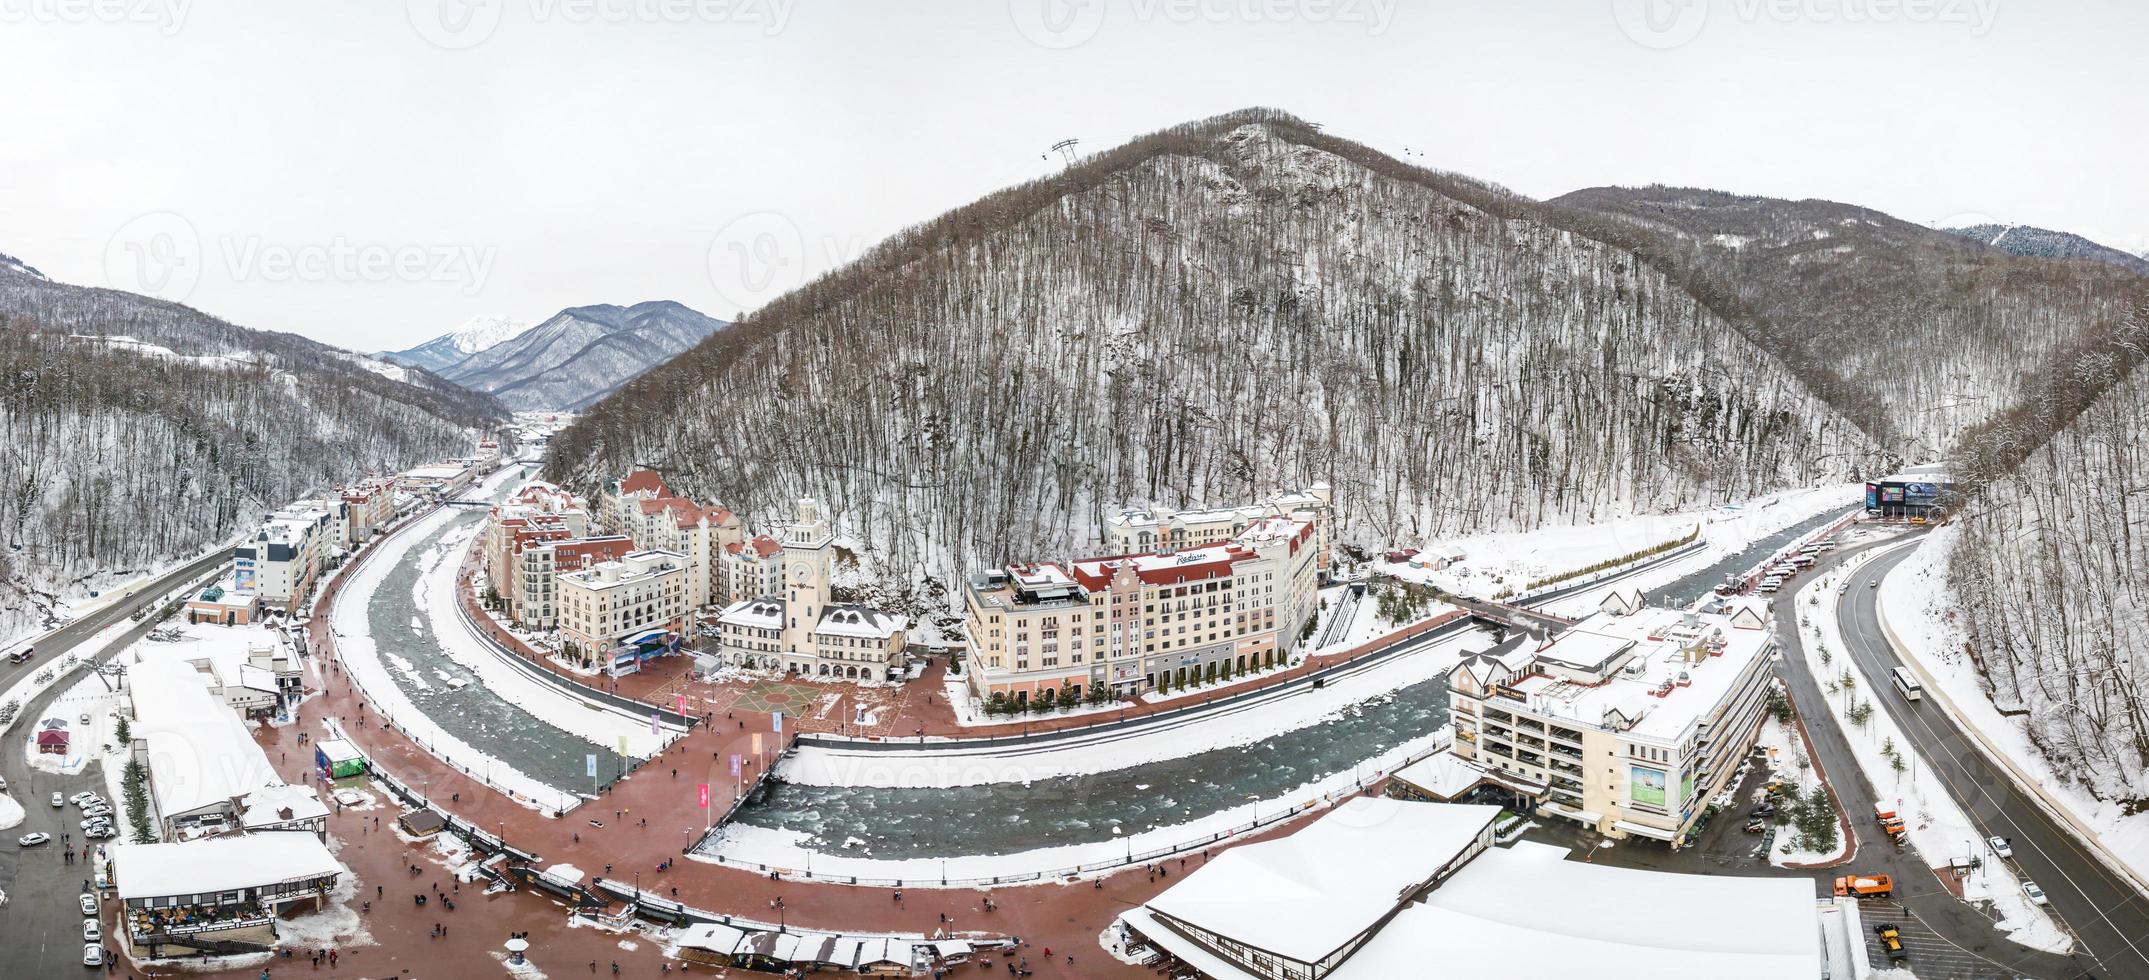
xmin=1904 ymin=482 xmax=1939 ymax=504
xmin=1631 ymin=766 xmax=1668 ymax=809
xmin=1865 ymin=483 xmax=1879 ymax=510
xmin=1881 ymin=486 xmax=1905 ymax=503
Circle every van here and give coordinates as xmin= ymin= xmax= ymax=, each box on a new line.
xmin=7 ymin=648 xmax=30 ymax=664
xmin=1891 ymin=667 xmax=1923 ymax=702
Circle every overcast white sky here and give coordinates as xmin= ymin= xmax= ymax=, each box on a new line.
xmin=1 ymin=0 xmax=2141 ymax=351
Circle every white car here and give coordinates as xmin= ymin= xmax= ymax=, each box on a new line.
xmin=82 ymin=919 xmax=100 ymax=943
xmin=50 ymin=792 xmax=64 ymax=807
xmin=1988 ymin=835 xmax=2014 ymax=859
xmin=79 ymin=893 xmax=97 ymax=915
xmin=83 ymin=826 xmax=115 ymax=841
xmin=2023 ymin=880 xmax=2049 ymax=905
xmin=17 ymin=832 xmax=51 ymax=847
xmin=69 ymin=792 xmax=95 ymax=806
xmin=82 ymin=944 xmax=103 ymax=967
xmin=0 ymin=774 xmax=8 ymax=790
xmin=81 ymin=805 xmax=112 ymax=819
xmin=80 ymin=817 xmax=111 ymax=831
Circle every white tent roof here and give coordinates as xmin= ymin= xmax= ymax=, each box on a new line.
xmin=315 ymin=738 xmax=363 ymax=763
xmin=1343 ymin=841 xmax=1820 ymax=980
xmin=1143 ymin=798 xmax=1498 ymax=964
xmin=1390 ymin=751 xmax=1486 ymax=800
xmin=112 ymin=832 xmax=342 ymax=901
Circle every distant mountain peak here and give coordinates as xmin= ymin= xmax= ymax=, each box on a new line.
xmin=1938 ymin=222 xmax=2149 ymax=276
xmin=433 ymin=299 xmax=728 ymax=411
xmin=443 ymin=313 xmax=534 ymax=354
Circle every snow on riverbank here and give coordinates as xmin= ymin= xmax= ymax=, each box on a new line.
xmin=1881 ymin=527 xmax=2149 ymax=894
xmin=1798 ymin=556 xmax=2071 ymax=954
xmin=331 ymin=505 xmax=579 ymax=813
xmin=778 ymin=627 xmax=1486 ymax=789
xmin=706 ymin=725 xmax=1452 ymax=885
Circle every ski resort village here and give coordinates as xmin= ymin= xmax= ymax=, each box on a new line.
xmin=5 ymin=10 xmax=2149 ymax=980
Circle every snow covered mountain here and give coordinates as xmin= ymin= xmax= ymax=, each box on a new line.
xmin=0 ymin=253 xmax=505 ymax=639
xmin=546 ymin=109 xmax=1883 ymax=591
xmin=383 ymin=313 xmax=535 ymax=373
xmin=1938 ymin=223 xmax=2149 ymax=276
xmin=437 ymin=300 xmax=727 ymax=411
xmin=1552 ymin=186 xmax=2149 ymax=460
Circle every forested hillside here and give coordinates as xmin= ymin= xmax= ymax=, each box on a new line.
xmin=1552 ymin=187 xmax=2149 ymax=460
xmin=1942 ymin=223 xmax=2149 ymax=276
xmin=0 ymin=261 xmax=501 ymax=639
xmin=1938 ymin=307 xmax=2149 ymax=799
xmin=549 ymin=110 xmax=1879 ymax=588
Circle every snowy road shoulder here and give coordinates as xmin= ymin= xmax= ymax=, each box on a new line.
xmin=1797 ymin=559 xmax=2072 ymax=955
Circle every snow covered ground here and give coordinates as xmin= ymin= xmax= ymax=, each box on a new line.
xmin=1880 ymin=526 xmax=2149 ymax=895
xmin=0 ymin=791 xmax=24 ymax=831
xmin=778 ymin=627 xmax=1486 ymax=790
xmin=20 ymin=667 xmax=121 ymax=775
xmin=706 ymin=720 xmax=1454 ymax=886
xmin=1374 ymin=483 xmax=1859 ymax=617
xmin=1797 ymin=554 xmax=2071 ymax=954
xmin=1752 ymin=715 xmax=1849 ymax=867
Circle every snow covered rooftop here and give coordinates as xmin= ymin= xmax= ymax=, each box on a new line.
xmin=237 ymin=784 xmax=328 ymax=829
xmin=1344 ymin=840 xmax=1821 ymax=979
xmin=1143 ymin=798 xmax=1499 ymax=964
xmin=1390 ymin=750 xmax=1487 ymax=801
xmin=1503 ymin=607 xmax=1771 ymax=741
xmin=111 ymin=831 xmax=342 ymax=901
xmin=314 ymin=738 xmax=362 ymax=764
xmin=815 ymin=604 xmax=903 ymax=640
xmin=717 ymin=597 xmax=785 ymax=630
xmin=128 ymin=656 xmax=279 ymax=819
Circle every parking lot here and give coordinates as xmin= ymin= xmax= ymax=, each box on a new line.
xmin=1855 ymin=897 xmax=2032 ymax=979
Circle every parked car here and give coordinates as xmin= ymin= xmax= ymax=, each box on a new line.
xmin=82 ymin=944 xmax=103 ymax=967
xmin=79 ymin=893 xmax=97 ymax=915
xmin=82 ymin=805 xmax=111 ymax=819
xmin=1987 ymin=835 xmax=2014 ymax=860
xmin=1744 ymin=819 xmax=1767 ymax=834
xmin=80 ymin=817 xmax=111 ymax=831
xmin=2023 ymin=880 xmax=2049 ymax=905
xmin=18 ymin=832 xmax=52 ymax=847
xmin=69 ymin=792 xmax=96 ymax=806
xmin=50 ymin=792 xmax=64 ymax=808
xmin=82 ymin=919 xmax=99 ymax=943
xmin=83 ymin=825 xmax=115 ymax=841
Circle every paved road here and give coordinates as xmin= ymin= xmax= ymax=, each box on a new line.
xmin=0 ymin=612 xmax=165 ymax=977
xmin=0 ymin=547 xmax=229 ymax=690
xmin=1838 ymin=544 xmax=2149 ymax=980
xmin=0 ymin=550 xmax=226 ymax=977
xmin=1771 ymin=534 xmax=2092 ymax=980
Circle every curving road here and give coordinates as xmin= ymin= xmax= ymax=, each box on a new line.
xmin=0 ymin=552 xmax=221 ymax=978
xmin=1837 ymin=543 xmax=2149 ymax=980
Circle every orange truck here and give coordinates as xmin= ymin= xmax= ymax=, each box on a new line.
xmin=1834 ymin=874 xmax=1894 ymax=897
xmin=1875 ymin=802 xmax=1906 ymax=836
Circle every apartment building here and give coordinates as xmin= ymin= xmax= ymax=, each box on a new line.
xmin=508 ymin=534 xmax=635 ymax=631
xmin=718 ymin=534 xmax=783 ymax=605
xmin=604 ymin=468 xmax=744 ymax=609
xmin=1446 ymin=596 xmax=1776 ymax=846
xmin=962 ymin=516 xmax=1321 ymax=705
xmin=1104 ymin=484 xmax=1335 ymax=581
xmin=233 ymin=502 xmax=334 ymax=613
xmin=556 ymin=549 xmax=690 ymax=668
xmin=335 ymin=478 xmax=397 ymax=545
xmin=713 ymin=498 xmax=907 ymax=681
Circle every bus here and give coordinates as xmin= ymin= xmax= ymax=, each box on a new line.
xmin=1891 ymin=667 xmax=1923 ymax=701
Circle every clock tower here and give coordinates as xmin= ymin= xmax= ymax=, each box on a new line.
xmin=781 ymin=497 xmax=833 ymax=658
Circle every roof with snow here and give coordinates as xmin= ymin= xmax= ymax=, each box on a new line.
xmin=815 ymin=604 xmax=904 ymax=640
xmin=1344 ymin=840 xmax=1820 ymax=979
xmin=128 ymin=657 xmax=280 ymax=819
xmin=314 ymin=738 xmax=363 ymax=764
xmin=1390 ymin=750 xmax=1487 ymax=801
xmin=111 ymin=831 xmax=342 ymax=901
xmin=1143 ymin=798 xmax=1499 ymax=964
xmin=717 ymin=597 xmax=785 ymax=630
xmin=237 ymin=784 xmax=329 ymax=829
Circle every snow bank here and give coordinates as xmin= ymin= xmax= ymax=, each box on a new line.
xmin=1797 ymin=556 xmax=2071 ymax=954
xmin=1880 ymin=527 xmax=2149 ymax=894
xmin=780 ymin=628 xmax=1484 ymax=789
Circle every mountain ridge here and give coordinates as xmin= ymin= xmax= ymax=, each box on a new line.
xmin=438 ymin=299 xmax=727 ymax=411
